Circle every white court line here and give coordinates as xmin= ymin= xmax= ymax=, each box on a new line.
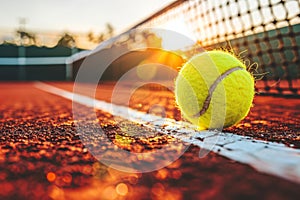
xmin=35 ymin=82 xmax=300 ymax=184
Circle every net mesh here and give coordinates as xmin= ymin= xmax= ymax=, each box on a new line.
xmin=132 ymin=0 xmax=300 ymax=97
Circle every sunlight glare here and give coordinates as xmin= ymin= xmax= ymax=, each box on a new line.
xmin=154 ymin=16 xmax=196 ymax=50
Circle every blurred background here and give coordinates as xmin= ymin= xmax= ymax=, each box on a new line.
xmin=0 ymin=0 xmax=178 ymax=49
xmin=0 ymin=0 xmax=299 ymax=96
xmin=0 ymin=0 xmax=176 ymax=80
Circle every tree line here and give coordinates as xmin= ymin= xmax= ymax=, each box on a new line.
xmin=2 ymin=23 xmax=114 ymax=49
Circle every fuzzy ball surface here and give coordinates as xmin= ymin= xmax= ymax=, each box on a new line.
xmin=175 ymin=50 xmax=255 ymax=129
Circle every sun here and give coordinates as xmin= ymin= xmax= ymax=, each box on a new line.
xmin=153 ymin=15 xmax=196 ymax=50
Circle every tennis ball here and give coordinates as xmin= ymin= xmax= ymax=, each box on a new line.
xmin=175 ymin=50 xmax=254 ymax=130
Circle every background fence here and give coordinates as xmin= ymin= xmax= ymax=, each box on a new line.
xmin=0 ymin=44 xmax=83 ymax=80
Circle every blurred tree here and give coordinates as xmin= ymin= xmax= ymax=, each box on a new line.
xmin=16 ymin=30 xmax=36 ymax=46
xmin=56 ymin=33 xmax=76 ymax=48
xmin=87 ymin=23 xmax=114 ymax=44
xmin=114 ymin=30 xmax=162 ymax=49
xmin=87 ymin=32 xmax=94 ymax=42
xmin=106 ymin=23 xmax=114 ymax=38
xmin=98 ymin=33 xmax=105 ymax=43
xmin=144 ymin=32 xmax=162 ymax=48
xmin=16 ymin=17 xmax=37 ymax=46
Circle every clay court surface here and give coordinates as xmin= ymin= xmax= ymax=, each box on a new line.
xmin=0 ymin=82 xmax=300 ymax=200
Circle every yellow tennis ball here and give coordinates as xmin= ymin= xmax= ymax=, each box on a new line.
xmin=175 ymin=50 xmax=255 ymax=130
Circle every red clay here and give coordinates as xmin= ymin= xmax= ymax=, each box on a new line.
xmin=50 ymin=81 xmax=300 ymax=147
xmin=0 ymin=82 xmax=299 ymax=200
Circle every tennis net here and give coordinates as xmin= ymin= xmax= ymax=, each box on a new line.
xmin=130 ymin=0 xmax=300 ymax=97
